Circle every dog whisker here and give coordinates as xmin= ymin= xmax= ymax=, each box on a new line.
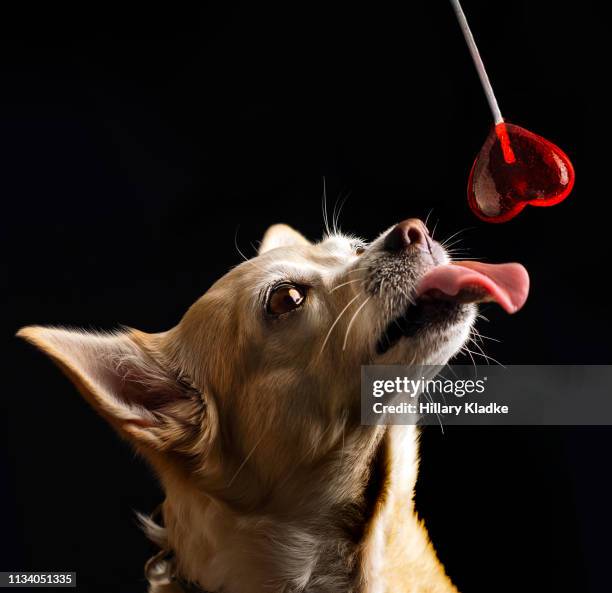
xmin=234 ymin=228 xmax=269 ymax=274
xmin=440 ymin=227 xmax=474 ymax=247
xmin=332 ymin=189 xmax=352 ymax=235
xmin=319 ymin=293 xmax=362 ymax=355
xmin=441 ymin=239 xmax=461 ymax=250
xmin=328 ymin=278 xmax=361 ymax=293
xmin=468 ymin=337 xmax=489 ymax=365
xmin=462 ymin=345 xmax=505 ymax=368
xmin=396 ymin=285 xmax=414 ymax=306
xmin=234 ymin=229 xmax=251 ymax=263
xmin=441 ymin=238 xmax=465 ymax=250
xmin=470 ymin=328 xmax=485 ymax=346
xmin=321 ymin=177 xmax=331 ymax=237
xmin=346 ymin=267 xmax=370 ymax=275
xmin=424 ymin=208 xmax=434 ymax=229
xmin=227 ymin=432 xmax=266 ymax=488
xmin=444 ymin=246 xmax=471 ymax=253
xmin=431 ymin=218 xmax=439 ymax=240
xmin=342 ymin=296 xmax=371 ymax=351
xmin=471 ymin=327 xmax=500 ymax=343
xmin=460 ymin=345 xmax=478 ymax=376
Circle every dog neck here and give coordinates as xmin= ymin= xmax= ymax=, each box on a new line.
xmin=153 ymin=426 xmax=457 ymax=593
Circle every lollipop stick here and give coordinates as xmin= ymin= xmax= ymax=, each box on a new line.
xmin=449 ymin=0 xmax=515 ymax=163
xmin=449 ymin=0 xmax=502 ymax=125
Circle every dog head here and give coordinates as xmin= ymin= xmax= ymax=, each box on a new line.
xmin=18 ymin=219 xmax=528 ymax=507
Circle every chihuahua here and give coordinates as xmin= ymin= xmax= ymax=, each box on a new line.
xmin=18 ymin=219 xmax=528 ymax=593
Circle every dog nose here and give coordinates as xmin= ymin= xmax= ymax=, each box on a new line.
xmin=383 ymin=218 xmax=431 ymax=253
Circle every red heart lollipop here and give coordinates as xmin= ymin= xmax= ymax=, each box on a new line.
xmin=467 ymin=122 xmax=575 ymax=223
xmin=450 ymin=0 xmax=576 ymax=223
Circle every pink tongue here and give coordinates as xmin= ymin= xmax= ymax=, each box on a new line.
xmin=416 ymin=261 xmax=529 ymax=313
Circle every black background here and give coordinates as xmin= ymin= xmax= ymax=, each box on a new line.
xmin=1 ymin=1 xmax=609 ymax=592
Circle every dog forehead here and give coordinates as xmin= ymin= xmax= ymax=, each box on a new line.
xmin=248 ymin=238 xmax=356 ymax=279
xmin=184 ymin=234 xmax=358 ymax=318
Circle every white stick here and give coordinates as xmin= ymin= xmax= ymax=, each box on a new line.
xmin=449 ymin=0 xmax=503 ymax=125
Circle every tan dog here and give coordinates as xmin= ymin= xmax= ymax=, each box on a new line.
xmin=18 ymin=219 xmax=528 ymax=593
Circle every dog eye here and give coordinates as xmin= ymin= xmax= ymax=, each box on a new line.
xmin=351 ymin=241 xmax=366 ymax=256
xmin=267 ymin=284 xmax=306 ymax=315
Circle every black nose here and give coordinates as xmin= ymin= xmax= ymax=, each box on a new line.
xmin=383 ymin=218 xmax=431 ymax=253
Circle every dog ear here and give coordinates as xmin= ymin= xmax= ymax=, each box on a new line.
xmin=17 ymin=326 xmax=209 ymax=453
xmin=259 ymin=223 xmax=311 ymax=254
